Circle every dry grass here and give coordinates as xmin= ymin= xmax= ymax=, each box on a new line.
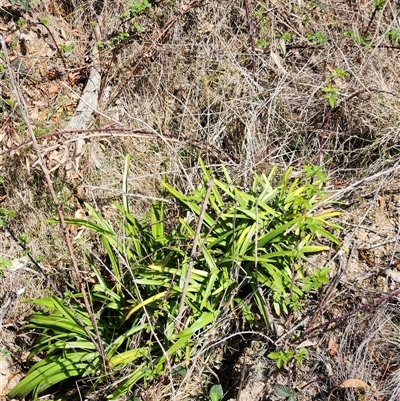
xmin=2 ymin=0 xmax=400 ymax=399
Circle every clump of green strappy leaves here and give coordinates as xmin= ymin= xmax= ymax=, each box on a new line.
xmin=10 ymin=159 xmax=341 ymax=400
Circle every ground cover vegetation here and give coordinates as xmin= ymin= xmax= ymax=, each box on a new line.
xmin=1 ymin=0 xmax=400 ymax=400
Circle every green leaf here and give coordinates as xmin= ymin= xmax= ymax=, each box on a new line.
xmin=109 ymin=347 xmax=147 ymax=368
xmin=276 ymin=383 xmax=292 ymax=398
xmin=210 ymin=383 xmax=224 ymax=401
xmin=9 ymin=353 xmax=99 ymax=398
xmin=174 ymin=312 xmax=216 ymax=338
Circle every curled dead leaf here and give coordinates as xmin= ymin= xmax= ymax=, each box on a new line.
xmin=328 ymin=378 xmax=372 ymax=401
xmin=328 ymin=338 xmax=338 ymax=357
xmin=338 ymin=378 xmax=369 ymax=389
xmin=378 ymin=195 xmax=385 ymax=211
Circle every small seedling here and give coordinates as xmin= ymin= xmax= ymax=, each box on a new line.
xmin=16 ymin=19 xmax=27 ymax=29
xmin=373 ymin=0 xmax=385 ymax=10
xmin=321 ymin=67 xmax=347 ymax=108
xmin=305 ymin=31 xmax=327 ymax=45
xmin=268 ymin=348 xmax=307 ymax=369
xmin=386 ymin=28 xmax=399 ymax=46
xmin=127 ymin=0 xmax=151 ymax=15
xmin=112 ymin=32 xmax=129 ymax=42
xmin=117 ymin=0 xmax=151 ymax=20
xmin=268 ymin=350 xmax=294 ymax=368
xmin=39 ymin=16 xmax=49 ymax=25
xmin=329 ymin=67 xmax=347 ymax=80
xmin=0 ymin=257 xmax=12 ymax=269
xmin=278 ymin=32 xmax=291 ymax=43
xmin=293 ymin=347 xmax=307 ymax=366
xmin=18 ymin=233 xmax=29 ymax=245
xmin=132 ymin=23 xmax=143 ymax=32
xmin=5 ymin=98 xmax=17 ymax=107
xmin=59 ymin=43 xmax=75 ymax=53
xmin=344 ymin=30 xmax=373 ymax=47
xmin=0 ymin=346 xmax=11 ymax=358
xmin=321 ymin=84 xmax=339 ymax=108
xmin=256 ymin=39 xmax=269 ymax=48
xmin=0 ymin=206 xmax=15 ymax=228
xmin=303 ymin=267 xmax=330 ymax=291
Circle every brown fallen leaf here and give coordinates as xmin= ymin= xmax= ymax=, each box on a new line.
xmin=48 ymin=83 xmax=61 ymax=95
xmin=328 ymin=338 xmax=338 ymax=357
xmin=328 ymin=378 xmax=371 ymax=401
xmin=37 ymin=109 xmax=48 ymax=121
xmin=338 ymin=378 xmax=369 ymax=389
xmin=378 ymin=195 xmax=385 ymax=211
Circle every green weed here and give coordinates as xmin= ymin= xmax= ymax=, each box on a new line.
xmin=305 ymin=31 xmax=327 ymax=45
xmin=256 ymin=39 xmax=269 ymax=49
xmin=268 ymin=348 xmax=306 ymax=369
xmin=321 ymin=68 xmax=347 ymax=108
xmin=386 ymin=28 xmax=399 ymax=46
xmin=9 ymin=159 xmax=341 ymax=400
xmin=58 ymin=43 xmax=75 ymax=53
xmin=344 ymin=30 xmax=373 ymax=48
xmin=39 ymin=16 xmax=49 ymax=25
xmin=16 ymin=19 xmax=27 ymax=29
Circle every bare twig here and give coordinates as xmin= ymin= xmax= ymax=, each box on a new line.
xmin=176 ymin=176 xmax=215 ymax=330
xmin=243 ymin=0 xmax=256 ymax=74
xmin=0 ymin=34 xmax=109 ymax=373
xmin=1 ymin=127 xmax=239 ymax=163
xmin=296 ymin=287 xmax=400 ymax=341
xmin=197 ymin=331 xmax=276 ymax=357
xmin=319 ymin=158 xmax=400 ymax=205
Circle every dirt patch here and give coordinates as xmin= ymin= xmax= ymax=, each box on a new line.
xmin=0 ymin=356 xmax=22 ymax=400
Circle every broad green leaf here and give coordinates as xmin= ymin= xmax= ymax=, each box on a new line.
xmin=28 ymin=315 xmax=89 ymax=337
xmin=199 ymin=247 xmax=219 ymax=310
xmin=258 ymin=217 xmax=302 ymax=248
xmin=109 ymin=347 xmax=147 ymax=368
xmin=210 ymin=384 xmax=224 ymax=401
xmin=298 ymin=245 xmax=329 ymax=253
xmin=9 ymin=353 xmax=99 ymax=398
xmin=238 ymin=223 xmax=256 ymax=257
xmin=174 ymin=312 xmax=215 ymax=338
xmin=125 ymin=291 xmax=169 ymax=320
